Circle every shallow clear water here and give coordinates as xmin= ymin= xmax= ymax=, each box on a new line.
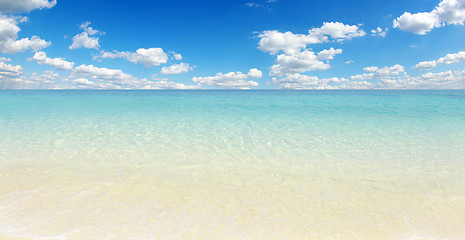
xmin=0 ymin=90 xmax=464 ymax=240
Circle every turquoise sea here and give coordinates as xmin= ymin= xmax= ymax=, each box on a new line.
xmin=0 ymin=90 xmax=465 ymax=240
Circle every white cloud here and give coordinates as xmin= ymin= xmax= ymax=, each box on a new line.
xmin=257 ymin=30 xmax=325 ymax=55
xmin=17 ymin=71 xmax=89 ymax=89
xmin=94 ymin=50 xmax=127 ymax=60
xmin=70 ymin=64 xmax=138 ymax=86
xmin=9 ymin=70 xmax=114 ymax=90
xmin=257 ymin=22 xmax=364 ymax=54
xmin=393 ymin=0 xmax=465 ymax=35
xmin=65 ymin=76 xmax=199 ymax=90
xmin=27 ymin=71 xmax=61 ymax=88
xmin=259 ymin=23 xmax=361 ymax=79
xmin=346 ymin=67 xmax=465 ymax=89
xmin=309 ymin=22 xmax=366 ymax=42
xmin=345 ymin=60 xmax=354 ymax=64
xmin=371 ymin=27 xmax=388 ymax=37
xmin=270 ymin=49 xmax=341 ymax=77
xmin=0 ymin=71 xmax=54 ymax=89
xmin=149 ymin=78 xmax=200 ymax=90
xmin=69 ymin=22 xmax=103 ymax=50
xmin=28 ymin=51 xmax=75 ymax=71
xmin=363 ymin=66 xmax=379 ymax=72
xmin=79 ymin=21 xmax=103 ymax=35
xmin=351 ymin=64 xmax=405 ymax=80
xmin=160 ymin=62 xmax=193 ymax=75
xmin=317 ymin=47 xmax=342 ymax=60
xmin=420 ymin=71 xmax=454 ymax=81
xmin=414 ymin=51 xmax=465 ymax=70
xmin=95 ymin=48 xmax=168 ymax=67
xmin=435 ymin=0 xmax=465 ymax=25
xmin=245 ymin=2 xmax=260 ymax=7
xmin=377 ymin=70 xmax=465 ymax=89
xmin=393 ymin=12 xmax=439 ymax=35
xmin=125 ymin=48 xmax=168 ymax=67
xmin=414 ymin=60 xmax=437 ymax=70
xmin=192 ymin=68 xmax=262 ymax=89
xmin=69 ymin=32 xmax=99 ymax=50
xmin=71 ymin=77 xmax=95 ymax=86
xmin=248 ymin=68 xmax=263 ymax=78
xmin=246 ymin=0 xmax=277 ymax=7
xmin=437 ymin=50 xmax=465 ymax=64
xmin=0 ymin=60 xmax=22 ymax=78
xmin=66 ymin=64 xmax=198 ymax=89
xmin=0 ymin=57 xmax=11 ymax=62
xmin=270 ymin=68 xmax=465 ymax=90
xmin=0 ymin=58 xmax=23 ymax=89
xmin=0 ymin=14 xmax=50 ymax=53
xmin=272 ymin=73 xmax=347 ymax=89
xmin=172 ymin=53 xmax=182 ymax=60
xmin=0 ymin=0 xmax=56 ymax=13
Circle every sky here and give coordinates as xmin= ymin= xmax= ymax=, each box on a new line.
xmin=0 ymin=0 xmax=465 ymax=89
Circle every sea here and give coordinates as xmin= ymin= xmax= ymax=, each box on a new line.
xmin=0 ymin=90 xmax=464 ymax=240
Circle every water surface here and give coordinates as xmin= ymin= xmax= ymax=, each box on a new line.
xmin=0 ymin=90 xmax=464 ymax=239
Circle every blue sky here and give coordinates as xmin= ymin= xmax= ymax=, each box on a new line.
xmin=1 ymin=0 xmax=465 ymax=89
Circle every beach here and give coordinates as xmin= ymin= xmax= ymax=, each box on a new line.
xmin=1 ymin=90 xmax=464 ymax=239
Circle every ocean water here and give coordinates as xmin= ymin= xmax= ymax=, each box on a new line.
xmin=0 ymin=90 xmax=464 ymax=240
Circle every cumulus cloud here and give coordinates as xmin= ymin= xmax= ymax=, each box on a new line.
xmin=271 ymin=68 xmax=465 ymax=90
xmin=160 ymin=62 xmax=193 ymax=75
xmin=415 ymin=51 xmax=465 ymax=70
xmin=348 ymin=67 xmax=465 ymax=89
xmin=247 ymin=68 xmax=263 ymax=78
xmin=0 ymin=58 xmax=23 ymax=89
xmin=363 ymin=66 xmax=379 ymax=72
xmin=149 ymin=78 xmax=200 ymax=90
xmin=0 ymin=0 xmax=56 ymax=13
xmin=79 ymin=21 xmax=103 ymax=35
xmin=95 ymin=48 xmax=168 ymax=67
xmin=317 ymin=47 xmax=342 ymax=60
xmin=414 ymin=60 xmax=438 ymax=70
xmin=192 ymin=68 xmax=262 ymax=89
xmin=257 ymin=22 xmax=365 ymax=54
xmin=257 ymin=30 xmax=324 ymax=55
xmin=172 ymin=53 xmax=182 ymax=60
xmin=436 ymin=50 xmax=465 ymax=64
xmin=1 ymin=70 xmax=116 ymax=90
xmin=272 ymin=73 xmax=347 ymax=89
xmin=393 ymin=12 xmax=439 ymax=35
xmin=351 ymin=64 xmax=405 ymax=80
xmin=125 ymin=48 xmax=168 ymax=67
xmin=393 ymin=0 xmax=465 ymax=35
xmin=371 ymin=27 xmax=388 ymax=37
xmin=66 ymin=64 xmax=198 ymax=89
xmin=23 ymin=71 xmax=65 ymax=89
xmin=28 ymin=51 xmax=75 ymax=70
xmin=69 ymin=32 xmax=99 ymax=49
xmin=0 ymin=14 xmax=50 ymax=53
xmin=376 ymin=70 xmax=465 ymax=89
xmin=269 ymin=48 xmax=342 ymax=77
xmin=1 ymin=66 xmax=199 ymax=90
xmin=308 ymin=22 xmax=366 ymax=42
xmin=0 ymin=60 xmax=22 ymax=78
xmin=69 ymin=22 xmax=103 ymax=50
xmin=70 ymin=64 xmax=138 ymax=85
